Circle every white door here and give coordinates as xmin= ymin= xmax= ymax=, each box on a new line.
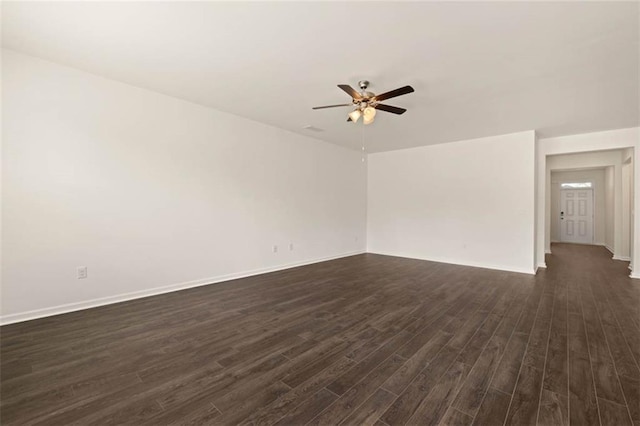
xmin=560 ymin=189 xmax=593 ymax=244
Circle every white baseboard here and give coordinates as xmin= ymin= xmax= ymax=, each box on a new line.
xmin=592 ymin=244 xmax=630 ymax=261
xmin=613 ymin=255 xmax=631 ymax=261
xmin=0 ymin=250 xmax=366 ymax=326
xmin=629 ymin=272 xmax=640 ymax=280
xmin=537 ymin=262 xmax=547 ymax=270
xmin=367 ymin=251 xmax=536 ymax=275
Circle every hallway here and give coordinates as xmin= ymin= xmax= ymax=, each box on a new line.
xmin=539 ymin=243 xmax=639 ymax=425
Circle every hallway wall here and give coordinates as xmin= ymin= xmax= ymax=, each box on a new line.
xmin=605 ymin=166 xmax=615 ymax=251
xmin=621 ymin=148 xmax=634 ymax=262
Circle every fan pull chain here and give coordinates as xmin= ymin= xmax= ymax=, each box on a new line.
xmin=361 ymin=120 xmax=365 ymax=163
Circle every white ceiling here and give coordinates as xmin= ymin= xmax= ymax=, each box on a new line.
xmin=2 ymin=1 xmax=639 ymax=152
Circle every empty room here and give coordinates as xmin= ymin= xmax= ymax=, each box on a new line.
xmin=1 ymin=2 xmax=639 ymax=425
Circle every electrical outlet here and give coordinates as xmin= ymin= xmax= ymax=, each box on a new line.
xmin=273 ymin=245 xmax=278 ymax=253
xmin=77 ymin=266 xmax=88 ymax=279
xmin=289 ymin=243 xmax=294 ymax=251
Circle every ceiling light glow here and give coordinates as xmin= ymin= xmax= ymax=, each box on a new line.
xmin=364 ymin=106 xmax=377 ymax=118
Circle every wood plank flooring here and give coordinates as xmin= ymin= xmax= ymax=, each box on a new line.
xmin=1 ymin=244 xmax=638 ymax=425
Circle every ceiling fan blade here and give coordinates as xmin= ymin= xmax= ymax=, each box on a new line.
xmin=312 ymin=103 xmax=353 ymax=110
xmin=373 ymin=85 xmax=414 ymax=102
xmin=375 ymin=104 xmax=407 ymax=115
xmin=337 ymin=84 xmax=363 ymax=100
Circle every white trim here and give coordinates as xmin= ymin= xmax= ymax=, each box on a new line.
xmin=629 ymin=272 xmax=640 ymax=280
xmin=613 ymin=255 xmax=631 ymax=261
xmin=537 ymin=262 xmax=547 ymax=269
xmin=604 ymin=244 xmax=615 ymax=254
xmin=367 ymin=251 xmax=536 ymax=275
xmin=0 ymin=250 xmax=365 ymax=325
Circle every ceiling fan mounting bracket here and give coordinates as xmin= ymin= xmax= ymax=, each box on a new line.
xmin=357 ymin=81 xmax=376 ymax=100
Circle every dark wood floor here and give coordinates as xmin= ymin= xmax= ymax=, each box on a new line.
xmin=1 ymin=244 xmax=638 ymax=425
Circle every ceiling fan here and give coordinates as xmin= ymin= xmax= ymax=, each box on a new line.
xmin=312 ymin=80 xmax=414 ymax=124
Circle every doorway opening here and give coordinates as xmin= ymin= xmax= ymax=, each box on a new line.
xmin=546 ymin=148 xmax=634 ymax=265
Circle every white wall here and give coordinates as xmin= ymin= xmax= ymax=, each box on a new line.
xmin=1 ymin=50 xmax=367 ymax=323
xmin=621 ymin=148 xmax=634 ymax=264
xmin=605 ymin=166 xmax=615 ymax=251
xmin=367 ymin=131 xmax=536 ymax=274
xmin=536 ymin=127 xmax=640 ymax=275
xmin=3 ymin=50 xmax=639 ymax=325
xmin=550 ymin=169 xmax=606 ymax=245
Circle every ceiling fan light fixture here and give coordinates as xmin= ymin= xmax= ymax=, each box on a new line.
xmin=312 ymin=81 xmax=414 ymax=125
xmin=363 ymin=106 xmax=377 ymax=118
xmin=348 ymin=109 xmax=362 ymax=123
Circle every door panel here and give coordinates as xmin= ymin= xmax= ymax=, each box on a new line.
xmin=560 ymin=189 xmax=593 ymax=244
xmin=566 ymin=220 xmax=574 ymax=236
